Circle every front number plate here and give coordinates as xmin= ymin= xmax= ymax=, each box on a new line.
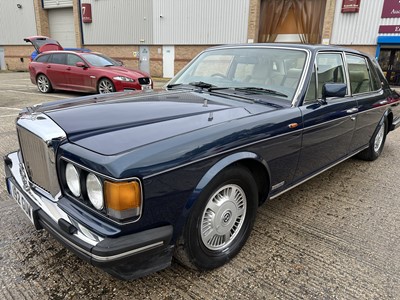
xmin=141 ymin=85 xmax=152 ymax=90
xmin=9 ymin=180 xmax=35 ymax=225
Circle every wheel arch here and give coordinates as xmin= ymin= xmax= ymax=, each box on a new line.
xmin=96 ymin=76 xmax=115 ymax=90
xmin=385 ymin=109 xmax=394 ymax=133
xmin=173 ymin=152 xmax=271 ymax=241
xmin=36 ymin=72 xmax=48 ymax=81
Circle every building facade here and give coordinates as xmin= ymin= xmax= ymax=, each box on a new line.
xmin=0 ymin=0 xmax=398 ymax=82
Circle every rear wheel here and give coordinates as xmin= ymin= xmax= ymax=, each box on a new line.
xmin=97 ymin=78 xmax=115 ymax=94
xmin=357 ymin=118 xmax=387 ymax=161
xmin=175 ymin=166 xmax=258 ymax=270
xmin=36 ymin=74 xmax=53 ymax=93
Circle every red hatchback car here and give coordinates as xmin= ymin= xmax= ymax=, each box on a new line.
xmin=25 ymin=37 xmax=152 ymax=94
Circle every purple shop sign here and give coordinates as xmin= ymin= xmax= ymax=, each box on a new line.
xmin=379 ymin=25 xmax=400 ymax=33
xmin=341 ymin=0 xmax=361 ymax=13
xmin=382 ymin=0 xmax=400 ymax=18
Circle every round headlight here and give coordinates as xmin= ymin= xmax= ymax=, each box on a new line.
xmin=65 ymin=163 xmax=81 ymax=197
xmin=86 ymin=173 xmax=104 ymax=210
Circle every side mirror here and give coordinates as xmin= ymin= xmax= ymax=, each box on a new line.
xmin=321 ymin=83 xmax=347 ymax=102
xmin=76 ymin=62 xmax=88 ymax=68
xmin=115 ymin=59 xmax=124 ymax=66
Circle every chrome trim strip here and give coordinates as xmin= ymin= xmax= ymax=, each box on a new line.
xmin=7 ymin=151 xmax=101 ymax=246
xmin=40 ymin=219 xmax=164 ymax=262
xmin=17 ymin=112 xmax=66 ymax=142
xmin=61 ymin=157 xmax=142 ymax=183
xmin=60 ymin=157 xmax=143 ymax=225
xmin=40 ymin=218 xmax=94 ymax=257
xmin=91 ymin=241 xmax=164 ymax=262
xmin=269 ymin=145 xmax=369 ymax=200
xmin=144 ymin=98 xmax=393 ymax=179
xmin=144 ymin=127 xmax=303 ymax=179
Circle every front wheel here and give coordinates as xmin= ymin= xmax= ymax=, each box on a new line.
xmin=357 ymin=118 xmax=387 ymax=161
xmin=175 ymin=166 xmax=258 ymax=270
xmin=97 ymin=78 xmax=115 ymax=94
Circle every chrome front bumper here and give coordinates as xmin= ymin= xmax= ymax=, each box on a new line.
xmin=4 ymin=151 xmax=174 ymax=280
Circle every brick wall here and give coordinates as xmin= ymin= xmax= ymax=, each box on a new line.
xmin=33 ymin=0 xmax=49 ymax=36
xmin=322 ymin=0 xmax=337 ymax=41
xmin=4 ymin=46 xmax=32 ymax=71
xmin=248 ymin=0 xmax=260 ymax=42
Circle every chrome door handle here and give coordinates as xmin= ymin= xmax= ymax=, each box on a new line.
xmin=346 ymin=108 xmax=358 ymax=114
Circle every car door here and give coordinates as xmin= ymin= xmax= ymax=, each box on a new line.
xmin=66 ymin=54 xmax=95 ymax=92
xmin=346 ymin=53 xmax=389 ymax=152
xmin=294 ymin=52 xmax=358 ymax=180
xmin=47 ymin=53 xmax=68 ymax=89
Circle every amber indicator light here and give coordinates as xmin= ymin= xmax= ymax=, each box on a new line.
xmin=288 ymin=123 xmax=299 ymax=129
xmin=104 ymin=181 xmax=141 ymax=210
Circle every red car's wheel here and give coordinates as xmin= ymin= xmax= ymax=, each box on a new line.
xmin=36 ymin=74 xmax=53 ymax=93
xmin=97 ymin=78 xmax=115 ymax=94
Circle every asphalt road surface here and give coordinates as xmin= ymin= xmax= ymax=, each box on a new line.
xmin=0 ymin=72 xmax=399 ymax=300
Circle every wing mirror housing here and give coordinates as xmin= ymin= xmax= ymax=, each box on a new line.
xmin=76 ymin=62 xmax=88 ymax=68
xmin=320 ymin=83 xmax=347 ymax=104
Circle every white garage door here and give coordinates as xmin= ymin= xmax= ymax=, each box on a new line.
xmin=48 ymin=8 xmax=76 ymax=48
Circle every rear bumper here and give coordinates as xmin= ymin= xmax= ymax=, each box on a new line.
xmin=4 ymin=151 xmax=173 ymax=280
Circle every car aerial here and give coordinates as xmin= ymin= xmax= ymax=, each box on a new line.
xmin=24 ymin=36 xmax=152 ymax=94
xmin=4 ymin=44 xmax=400 ymax=280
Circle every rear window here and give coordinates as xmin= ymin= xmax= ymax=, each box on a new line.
xmin=35 ymin=54 xmax=50 ymax=63
xmin=346 ymin=55 xmax=372 ymax=94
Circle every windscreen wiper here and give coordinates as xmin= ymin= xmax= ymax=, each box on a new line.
xmin=166 ymin=83 xmax=183 ymax=88
xmin=166 ymin=82 xmax=215 ymax=89
xmin=188 ymin=81 xmax=215 ymax=89
xmin=234 ymin=87 xmax=288 ymax=98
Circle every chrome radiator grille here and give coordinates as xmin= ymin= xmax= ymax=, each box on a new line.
xmin=17 ymin=126 xmax=60 ymax=197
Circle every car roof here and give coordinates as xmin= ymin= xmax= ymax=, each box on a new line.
xmin=204 ymin=43 xmax=365 ymax=56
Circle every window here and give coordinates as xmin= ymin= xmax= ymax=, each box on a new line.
xmin=67 ymin=54 xmax=84 ymax=66
xmin=367 ymin=60 xmax=382 ymax=91
xmin=316 ymin=53 xmax=345 ymax=99
xmin=346 ymin=55 xmax=372 ymax=94
xmin=304 ymin=64 xmax=317 ymax=103
xmin=35 ymin=54 xmax=50 ymax=63
xmin=50 ymin=53 xmax=67 ymax=65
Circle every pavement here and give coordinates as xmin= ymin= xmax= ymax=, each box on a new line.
xmin=0 ymin=72 xmax=400 ymax=299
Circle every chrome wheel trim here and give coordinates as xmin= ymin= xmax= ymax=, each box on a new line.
xmin=98 ymin=79 xmax=114 ymax=93
xmin=37 ymin=75 xmax=49 ymax=92
xmin=374 ymin=124 xmax=385 ymax=153
xmin=200 ymin=184 xmax=247 ymax=251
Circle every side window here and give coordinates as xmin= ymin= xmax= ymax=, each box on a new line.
xmin=316 ymin=53 xmax=346 ymax=99
xmin=346 ymin=54 xmax=372 ymax=94
xmin=67 ymin=54 xmax=84 ymax=66
xmin=35 ymin=54 xmax=49 ymax=63
xmin=367 ymin=59 xmax=383 ymax=91
xmin=304 ymin=64 xmax=317 ymax=103
xmin=49 ymin=53 xmax=67 ymax=65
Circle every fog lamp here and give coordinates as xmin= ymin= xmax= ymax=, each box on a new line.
xmin=104 ymin=181 xmax=141 ymax=220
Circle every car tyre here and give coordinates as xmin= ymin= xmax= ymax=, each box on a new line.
xmin=175 ymin=165 xmax=258 ymax=270
xmin=97 ymin=78 xmax=115 ymax=94
xmin=36 ymin=74 xmax=53 ymax=93
xmin=357 ymin=117 xmax=387 ymax=161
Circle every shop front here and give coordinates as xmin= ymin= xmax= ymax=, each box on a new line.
xmin=376 ymin=0 xmax=400 ymax=85
xmin=377 ymin=36 xmax=400 ymax=86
